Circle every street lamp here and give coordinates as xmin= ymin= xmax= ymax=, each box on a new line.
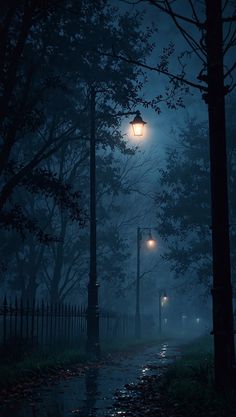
xmin=86 ymin=89 xmax=147 ymax=357
xmin=86 ymin=86 xmax=100 ymax=359
xmin=135 ymin=226 xmax=157 ymax=339
xmin=158 ymin=289 xmax=168 ymax=334
xmin=130 ymin=110 xmax=147 ymax=136
xmin=162 ymin=290 xmax=168 ymax=304
xmin=146 ymin=230 xmax=156 ymax=249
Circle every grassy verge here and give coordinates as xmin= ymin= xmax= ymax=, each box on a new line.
xmin=161 ymin=335 xmax=236 ymax=417
xmin=0 ymin=346 xmax=87 ymax=389
xmin=0 ymin=336 xmax=163 ymax=390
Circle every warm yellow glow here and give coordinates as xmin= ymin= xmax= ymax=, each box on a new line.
xmin=128 ymin=125 xmax=146 ymax=142
xmin=132 ymin=122 xmax=144 ymax=136
xmin=146 ymin=238 xmax=156 ymax=249
xmin=130 ymin=111 xmax=146 ymax=137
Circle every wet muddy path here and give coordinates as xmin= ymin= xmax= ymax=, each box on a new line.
xmin=1 ymin=342 xmax=181 ymax=417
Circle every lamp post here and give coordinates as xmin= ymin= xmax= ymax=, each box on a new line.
xmin=158 ymin=289 xmax=168 ymax=334
xmin=135 ymin=227 xmax=156 ymax=339
xmin=86 ymin=86 xmax=100 ymax=358
xmin=86 ymin=90 xmax=146 ymax=357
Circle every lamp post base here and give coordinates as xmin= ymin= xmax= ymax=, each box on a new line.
xmin=86 ymin=282 xmax=100 ymax=360
xmin=135 ymin=313 xmax=141 ymax=339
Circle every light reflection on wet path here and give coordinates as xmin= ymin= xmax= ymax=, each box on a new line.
xmin=1 ymin=342 xmax=181 ymax=417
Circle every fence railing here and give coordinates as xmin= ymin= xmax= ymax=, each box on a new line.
xmin=0 ymin=296 xmax=135 ymax=350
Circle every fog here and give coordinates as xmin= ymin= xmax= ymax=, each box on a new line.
xmin=0 ymin=0 xmax=235 ymax=354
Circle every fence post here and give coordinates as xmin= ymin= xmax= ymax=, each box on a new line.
xmin=20 ymin=298 xmax=23 ymax=340
xmin=57 ymin=302 xmax=62 ymax=345
xmin=41 ymin=299 xmax=44 ymax=346
xmin=50 ymin=302 xmax=53 ymax=347
xmin=31 ymin=299 xmax=35 ymax=343
xmin=45 ymin=302 xmax=49 ymax=347
xmin=72 ymin=305 xmax=75 ymax=346
xmin=14 ymin=296 xmax=18 ymax=339
xmin=9 ymin=298 xmax=12 ymax=339
xmin=3 ymin=296 xmax=7 ymax=346
xmin=68 ymin=304 xmax=71 ymax=346
xmin=54 ymin=303 xmax=58 ymax=346
xmin=65 ymin=304 xmax=68 ymax=344
xmin=36 ymin=301 xmax=40 ymax=345
xmin=60 ymin=303 xmax=64 ymax=345
xmin=76 ymin=306 xmax=79 ymax=341
xmin=26 ymin=298 xmax=29 ymax=341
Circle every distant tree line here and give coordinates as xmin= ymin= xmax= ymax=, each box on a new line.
xmin=154 ymin=101 xmax=236 ymax=295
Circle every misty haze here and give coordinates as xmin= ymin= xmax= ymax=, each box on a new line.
xmin=0 ymin=1 xmax=236 ymax=416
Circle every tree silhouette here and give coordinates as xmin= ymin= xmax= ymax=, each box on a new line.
xmin=120 ymin=0 xmax=236 ymax=388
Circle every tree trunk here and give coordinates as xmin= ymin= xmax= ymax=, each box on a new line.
xmin=205 ymin=0 xmax=235 ymax=388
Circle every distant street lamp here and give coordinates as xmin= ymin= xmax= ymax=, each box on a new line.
xmin=86 ymin=90 xmax=147 ymax=357
xmin=135 ymin=227 xmax=157 ymax=339
xmin=158 ymin=289 xmax=168 ymax=334
xmin=146 ymin=230 xmax=156 ymax=249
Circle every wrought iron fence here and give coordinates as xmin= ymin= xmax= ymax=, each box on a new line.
xmin=0 ymin=296 xmax=134 ymax=350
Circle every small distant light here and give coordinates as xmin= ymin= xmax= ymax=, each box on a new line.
xmin=182 ymin=315 xmax=187 ymax=319
xmin=146 ymin=230 xmax=156 ymax=249
xmin=146 ymin=238 xmax=156 ymax=249
xmin=164 ymin=318 xmax=168 ymax=324
xmin=162 ymin=290 xmax=168 ymax=303
xmin=196 ymin=317 xmax=200 ymax=323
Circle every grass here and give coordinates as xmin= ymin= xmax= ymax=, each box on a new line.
xmin=0 ymin=346 xmax=87 ymax=389
xmin=0 ymin=336 xmax=164 ymax=390
xmin=161 ymin=335 xmax=236 ymax=417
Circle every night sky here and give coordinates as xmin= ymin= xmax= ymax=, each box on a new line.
xmin=0 ymin=2 xmax=236 ymax=412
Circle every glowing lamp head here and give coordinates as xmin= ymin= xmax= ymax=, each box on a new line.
xmin=146 ymin=230 xmax=156 ymax=249
xmin=162 ymin=290 xmax=168 ymax=302
xmin=130 ymin=111 xmax=147 ymax=136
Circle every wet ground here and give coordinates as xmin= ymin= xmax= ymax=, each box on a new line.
xmin=1 ymin=342 xmax=181 ymax=417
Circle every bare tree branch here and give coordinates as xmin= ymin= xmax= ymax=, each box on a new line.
xmin=224 ymin=61 xmax=236 ymax=79
xmin=139 ymin=0 xmax=204 ymax=27
xmin=99 ymin=50 xmax=207 ymax=92
xmin=163 ymin=0 xmax=206 ymax=63
xmin=224 ymin=28 xmax=236 ymax=55
xmin=223 ymin=15 xmax=236 ymax=23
